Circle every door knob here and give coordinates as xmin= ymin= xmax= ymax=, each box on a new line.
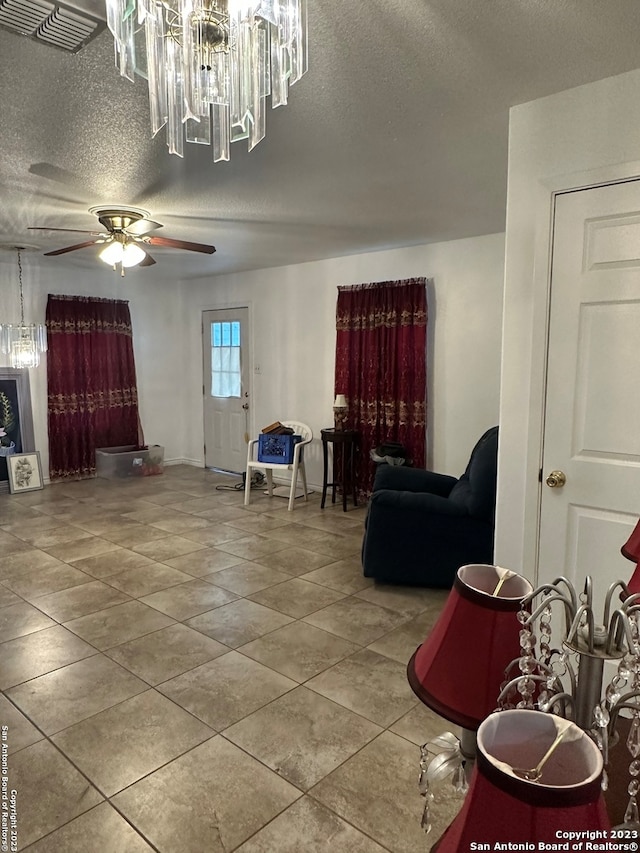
xmin=545 ymin=470 xmax=566 ymax=488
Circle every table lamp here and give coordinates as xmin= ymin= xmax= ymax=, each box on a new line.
xmin=433 ymin=709 xmax=610 ymax=851
xmin=407 ymin=563 xmax=533 ymax=832
xmin=333 ymin=394 xmax=348 ymax=431
xmin=408 ymin=564 xmax=533 ymax=732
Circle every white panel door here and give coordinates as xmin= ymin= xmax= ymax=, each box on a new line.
xmin=202 ymin=308 xmax=249 ymax=474
xmin=539 ymin=181 xmax=640 ymax=606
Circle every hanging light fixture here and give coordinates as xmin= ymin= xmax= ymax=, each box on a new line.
xmin=98 ymin=236 xmax=147 ymax=272
xmin=105 ymin=0 xmax=308 ymax=162
xmin=0 ymin=249 xmax=47 ymax=369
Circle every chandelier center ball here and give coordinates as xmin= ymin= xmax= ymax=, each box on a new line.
xmin=197 ymin=17 xmax=228 ymax=51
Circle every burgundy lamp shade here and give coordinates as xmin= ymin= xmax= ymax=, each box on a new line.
xmin=622 ymin=518 xmax=640 ymax=594
xmin=407 ymin=564 xmax=533 ymax=730
xmin=433 ymin=710 xmax=610 ymax=851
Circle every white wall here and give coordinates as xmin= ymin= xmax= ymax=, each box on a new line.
xmin=497 ymin=67 xmax=640 ymax=578
xmin=0 ymin=233 xmax=504 ymax=487
xmin=183 ymin=233 xmax=505 ymax=489
xmin=0 ymin=254 xmax=183 ymax=478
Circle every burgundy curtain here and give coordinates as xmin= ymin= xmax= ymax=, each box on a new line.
xmin=335 ymin=278 xmax=427 ymax=498
xmin=46 ymin=295 xmax=142 ymax=480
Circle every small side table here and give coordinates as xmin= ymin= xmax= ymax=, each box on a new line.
xmin=320 ymin=428 xmax=359 ymax=511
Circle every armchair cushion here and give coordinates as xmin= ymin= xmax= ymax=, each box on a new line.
xmin=372 ymin=464 xmax=458 ymax=497
xmin=370 ymin=489 xmax=467 ymax=516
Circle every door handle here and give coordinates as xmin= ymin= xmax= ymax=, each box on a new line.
xmin=545 ymin=470 xmax=566 ymax=488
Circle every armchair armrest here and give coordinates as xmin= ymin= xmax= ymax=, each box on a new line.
xmin=372 ymin=465 xmax=458 ymax=497
xmin=370 ymin=489 xmax=467 ymax=516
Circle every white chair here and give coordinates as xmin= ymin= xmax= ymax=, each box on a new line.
xmin=244 ymin=421 xmax=313 ymax=512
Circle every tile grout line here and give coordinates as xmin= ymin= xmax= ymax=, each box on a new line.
xmin=1 ymin=472 xmax=435 ymax=852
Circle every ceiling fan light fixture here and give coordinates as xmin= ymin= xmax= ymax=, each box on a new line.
xmin=122 ymin=242 xmax=146 ymax=267
xmin=30 ymin=205 xmax=215 ymax=267
xmin=99 ymin=241 xmax=123 ymax=265
xmin=105 ymin=0 xmax=308 ymax=162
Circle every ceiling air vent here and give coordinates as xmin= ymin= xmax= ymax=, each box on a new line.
xmin=0 ymin=0 xmax=104 ymax=52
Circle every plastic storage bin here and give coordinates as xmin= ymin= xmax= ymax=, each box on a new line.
xmin=95 ymin=445 xmax=164 ymax=478
xmin=257 ymin=434 xmax=302 ymax=464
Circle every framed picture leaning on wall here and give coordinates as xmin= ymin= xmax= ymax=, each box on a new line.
xmin=7 ymin=451 xmax=43 ymax=494
xmin=0 ymin=368 xmax=36 ymax=495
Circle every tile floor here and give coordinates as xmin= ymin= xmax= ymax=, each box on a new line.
xmin=0 ymin=466 xmax=459 ymax=852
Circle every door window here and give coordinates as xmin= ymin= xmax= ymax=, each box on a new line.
xmin=211 ymin=321 xmax=241 ymax=397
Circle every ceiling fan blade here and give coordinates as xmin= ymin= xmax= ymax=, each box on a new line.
xmin=43 ymin=240 xmax=98 ymax=256
xmin=138 ymin=252 xmax=156 ymax=266
xmin=147 ymin=235 xmax=216 ymax=254
xmin=29 ymin=227 xmax=98 ymax=235
xmin=126 ymin=219 xmax=163 ymax=236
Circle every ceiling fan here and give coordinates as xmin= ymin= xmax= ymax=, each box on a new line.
xmin=28 ymin=206 xmax=216 ymax=274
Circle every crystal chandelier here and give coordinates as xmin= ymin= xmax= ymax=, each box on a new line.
xmin=105 ymin=0 xmax=308 ymax=161
xmin=0 ymin=249 xmax=47 ymax=369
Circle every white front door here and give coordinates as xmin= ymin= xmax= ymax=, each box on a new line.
xmin=202 ymin=308 xmax=250 ymax=474
xmin=538 ymin=181 xmax=640 ymax=605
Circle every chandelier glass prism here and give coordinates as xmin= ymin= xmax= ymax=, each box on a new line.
xmin=0 ymin=250 xmax=47 ymax=370
xmin=105 ymin=0 xmax=308 ymax=161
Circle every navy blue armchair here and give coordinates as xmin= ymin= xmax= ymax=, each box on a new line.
xmin=361 ymin=426 xmax=499 ymax=588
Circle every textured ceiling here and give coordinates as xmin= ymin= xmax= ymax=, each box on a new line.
xmin=2 ymin=0 xmax=640 ymax=281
